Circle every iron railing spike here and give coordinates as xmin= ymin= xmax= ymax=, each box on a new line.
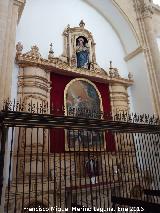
xmin=13 ymin=99 xmax=16 ymax=111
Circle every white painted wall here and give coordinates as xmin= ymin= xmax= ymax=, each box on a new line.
xmin=153 ymin=0 xmax=160 ymax=6
xmin=127 ymin=53 xmax=155 ymax=114
xmin=85 ymin=0 xmax=139 ymax=54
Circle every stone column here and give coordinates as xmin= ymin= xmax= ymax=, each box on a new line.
xmin=137 ymin=0 xmax=160 ymax=114
xmin=142 ymin=0 xmax=160 ymax=79
xmin=0 ymin=0 xmax=25 ymax=109
xmin=0 ymin=0 xmax=10 ymax=106
xmin=0 ymin=0 xmax=9 ymax=69
xmin=7 ymin=65 xmax=51 ymax=212
xmin=109 ymin=83 xmax=130 ymax=115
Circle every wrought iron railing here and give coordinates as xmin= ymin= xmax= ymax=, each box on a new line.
xmin=2 ymin=99 xmax=160 ymax=125
xmin=0 ymin=101 xmax=160 ymax=213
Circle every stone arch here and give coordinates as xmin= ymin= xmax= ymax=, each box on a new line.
xmin=83 ymin=0 xmax=140 ymax=54
xmin=82 ymin=0 xmax=155 ymax=114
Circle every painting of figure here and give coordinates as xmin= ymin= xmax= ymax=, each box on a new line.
xmin=67 ymin=129 xmax=104 ymax=149
xmin=66 ymin=80 xmax=101 ymax=117
xmin=76 ymin=36 xmax=89 ymax=69
xmin=65 ymin=79 xmax=104 ymax=150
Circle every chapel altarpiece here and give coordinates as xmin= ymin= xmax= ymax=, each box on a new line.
xmin=3 ymin=21 xmax=139 ymax=212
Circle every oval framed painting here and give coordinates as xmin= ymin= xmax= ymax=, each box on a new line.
xmin=64 ymin=78 xmax=105 ymax=151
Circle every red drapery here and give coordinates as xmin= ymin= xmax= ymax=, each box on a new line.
xmin=50 ymin=72 xmax=115 ymax=153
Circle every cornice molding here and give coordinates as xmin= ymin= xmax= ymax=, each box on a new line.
xmin=15 ymin=43 xmax=134 ymax=87
xmin=124 ymin=46 xmax=143 ymax=61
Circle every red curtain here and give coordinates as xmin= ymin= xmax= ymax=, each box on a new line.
xmin=50 ymin=73 xmax=73 ymax=153
xmin=95 ymin=81 xmax=116 ymax=152
xmin=50 ymin=72 xmax=115 ymax=153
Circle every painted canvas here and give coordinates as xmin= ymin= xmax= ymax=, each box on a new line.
xmin=66 ymin=80 xmax=101 ymax=118
xmin=65 ymin=79 xmax=104 ymax=150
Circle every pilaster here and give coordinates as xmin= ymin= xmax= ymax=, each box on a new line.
xmin=134 ymin=0 xmax=160 ymax=115
xmin=0 ymin=0 xmax=25 ymax=109
xmin=109 ymin=83 xmax=130 ymax=115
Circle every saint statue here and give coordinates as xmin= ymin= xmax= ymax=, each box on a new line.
xmin=85 ymin=157 xmax=98 ymax=177
xmin=76 ymin=37 xmax=89 ymax=69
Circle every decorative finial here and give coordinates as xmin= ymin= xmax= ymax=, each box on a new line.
xmin=67 ymin=24 xmax=70 ymax=29
xmin=109 ymin=61 xmax=114 ymax=77
xmin=31 ymin=45 xmax=39 ymax=52
xmin=16 ymin=42 xmax=23 ymax=55
xmin=17 ymin=44 xmax=42 ymax=60
xmin=30 ymin=45 xmax=41 ymax=59
xmin=109 ymin=61 xmax=112 ymax=69
xmin=48 ymin=43 xmax=54 ymax=60
xmin=109 ymin=61 xmax=120 ymax=78
xmin=66 ymin=24 xmax=70 ymax=33
xmin=49 ymin=43 xmax=54 ymax=53
xmin=114 ymin=68 xmax=120 ymax=78
xmin=128 ymin=72 xmax=133 ymax=80
xmin=79 ymin=20 xmax=85 ymax=28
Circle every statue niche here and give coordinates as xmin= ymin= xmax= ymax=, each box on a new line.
xmin=61 ymin=20 xmax=101 ymax=71
xmin=76 ymin=36 xmax=89 ymax=69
